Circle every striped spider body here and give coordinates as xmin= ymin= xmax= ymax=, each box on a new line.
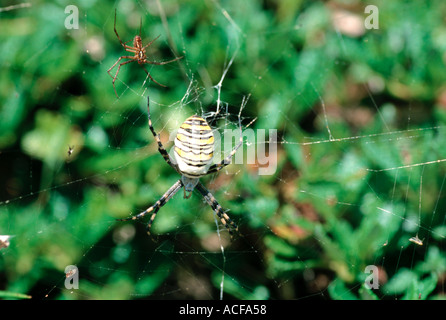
xmin=117 ymin=97 xmax=244 ymax=240
xmin=174 ymin=116 xmax=214 ymax=179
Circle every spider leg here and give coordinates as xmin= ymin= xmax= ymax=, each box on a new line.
xmin=142 ymin=34 xmax=161 ymax=50
xmin=124 ymin=46 xmax=137 ymax=53
xmin=207 ymin=110 xmax=243 ymax=174
xmin=141 ymin=66 xmax=167 ymax=87
xmin=195 ymin=182 xmax=239 ymax=239
xmin=113 ymin=9 xmax=129 ymax=49
xmin=107 ymin=57 xmax=134 ymax=97
xmin=113 ymin=9 xmax=124 ymax=46
xmin=117 ymin=179 xmax=183 ymax=238
xmin=147 ymin=96 xmax=179 ymax=171
xmin=144 ymin=55 xmax=184 ymax=66
xmin=112 ymin=9 xmax=139 ymax=50
xmin=107 ymin=56 xmax=134 ymax=79
xmin=141 ymin=35 xmax=183 ymax=65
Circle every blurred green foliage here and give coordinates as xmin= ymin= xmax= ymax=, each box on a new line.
xmin=1 ymin=0 xmax=446 ymax=300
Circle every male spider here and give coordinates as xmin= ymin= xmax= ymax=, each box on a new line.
xmin=107 ymin=9 xmax=183 ymax=98
xmin=117 ymin=96 xmax=245 ymax=239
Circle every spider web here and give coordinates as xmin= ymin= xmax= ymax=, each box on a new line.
xmin=1 ymin=0 xmax=446 ymax=302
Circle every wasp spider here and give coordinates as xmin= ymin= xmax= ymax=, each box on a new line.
xmin=118 ymin=96 xmax=244 ymax=239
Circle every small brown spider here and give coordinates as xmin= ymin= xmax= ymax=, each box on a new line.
xmin=107 ymin=9 xmax=183 ymax=97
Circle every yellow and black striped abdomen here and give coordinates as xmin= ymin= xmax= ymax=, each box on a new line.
xmin=174 ymin=115 xmax=214 ymax=178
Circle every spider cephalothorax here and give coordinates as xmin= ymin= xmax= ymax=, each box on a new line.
xmin=117 ymin=97 xmax=243 ymax=239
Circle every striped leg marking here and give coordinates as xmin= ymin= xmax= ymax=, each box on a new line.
xmin=196 ymin=182 xmax=239 ymax=238
xmin=117 ymin=179 xmax=183 ymax=238
xmin=207 ymin=102 xmax=244 ymax=174
xmin=147 ymin=96 xmax=179 ymax=172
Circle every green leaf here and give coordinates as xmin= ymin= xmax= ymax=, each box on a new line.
xmin=400 ymin=274 xmax=437 ymax=301
xmin=0 ymin=290 xmax=32 ymax=300
xmin=21 ymin=109 xmax=71 ymax=167
xmin=134 ymin=263 xmax=173 ymax=296
xmin=384 ymin=268 xmax=416 ymax=295
xmin=327 ymin=279 xmax=358 ymax=300
xmin=359 ymin=284 xmax=379 ymax=300
xmin=264 ymin=235 xmax=297 ymax=258
xmin=211 ymin=273 xmax=269 ymax=300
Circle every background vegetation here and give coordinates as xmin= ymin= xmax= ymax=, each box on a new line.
xmin=1 ymin=0 xmax=446 ymax=300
